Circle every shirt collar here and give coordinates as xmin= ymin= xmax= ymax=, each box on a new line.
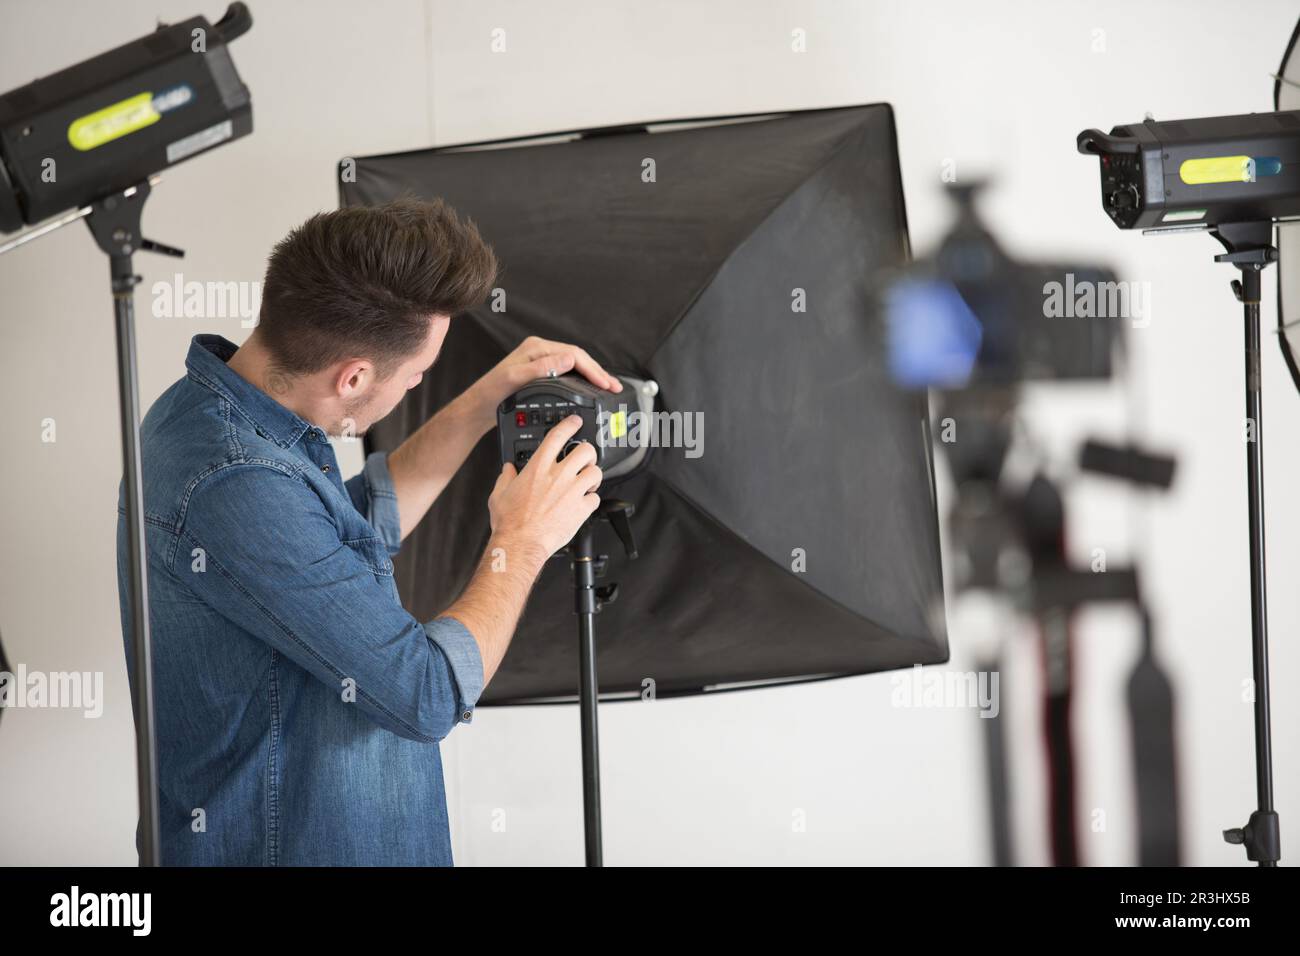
xmin=185 ymin=334 xmax=325 ymax=448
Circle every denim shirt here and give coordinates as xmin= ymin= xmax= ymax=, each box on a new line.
xmin=116 ymin=334 xmax=483 ymax=866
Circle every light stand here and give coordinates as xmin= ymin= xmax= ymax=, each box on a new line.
xmin=566 ymin=498 xmax=637 ymax=867
xmin=83 ymin=180 xmax=183 ymax=867
xmin=1212 ymin=221 xmax=1281 ymax=867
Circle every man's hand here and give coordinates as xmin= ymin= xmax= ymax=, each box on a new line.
xmin=388 ymin=336 xmax=617 ymax=540
xmin=465 ymin=335 xmax=622 ymax=431
xmin=446 ymin=415 xmax=601 ymax=684
xmin=488 ymin=415 xmax=602 ymax=562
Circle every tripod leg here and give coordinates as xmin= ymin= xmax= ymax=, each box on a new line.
xmin=979 ymin=653 xmax=1013 ymax=866
xmin=1040 ymin=609 xmax=1078 ymax=867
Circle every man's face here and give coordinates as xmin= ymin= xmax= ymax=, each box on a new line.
xmin=337 ymin=315 xmax=450 ymax=436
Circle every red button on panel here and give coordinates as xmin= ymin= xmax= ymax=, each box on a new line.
xmin=515 ymin=411 xmax=527 ymax=427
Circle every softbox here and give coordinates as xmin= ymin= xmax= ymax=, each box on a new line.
xmin=1277 ymin=18 xmax=1300 ymax=392
xmin=342 ymin=105 xmax=948 ymax=704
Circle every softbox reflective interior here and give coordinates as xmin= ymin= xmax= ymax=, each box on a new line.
xmin=342 ymin=105 xmax=948 ymax=703
xmin=1277 ymin=19 xmax=1300 ymax=391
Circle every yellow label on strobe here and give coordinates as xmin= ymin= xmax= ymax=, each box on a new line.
xmin=68 ymin=92 xmax=159 ymax=151
xmin=1179 ymin=156 xmax=1253 ymax=185
xmin=610 ymin=410 xmax=627 ymax=439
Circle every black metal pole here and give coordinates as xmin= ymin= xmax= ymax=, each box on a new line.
xmin=111 ymin=250 xmax=162 ymax=868
xmin=1241 ymin=269 xmax=1277 ymax=866
xmin=85 ymin=184 xmax=166 ymax=867
xmin=1210 ymin=224 xmax=1281 ymax=866
xmin=572 ymin=520 xmax=602 ymax=866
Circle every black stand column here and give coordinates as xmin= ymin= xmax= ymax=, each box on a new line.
xmin=1213 ymin=221 xmax=1281 ymax=867
xmin=571 ymin=520 xmax=602 ymax=867
xmin=85 ymin=181 xmax=182 ymax=868
xmin=566 ymin=499 xmax=637 ymax=868
xmin=111 ymin=254 xmax=162 ymax=868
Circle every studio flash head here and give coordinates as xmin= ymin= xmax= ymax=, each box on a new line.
xmin=0 ymin=3 xmax=253 ymax=235
xmin=497 ymin=373 xmax=658 ymax=482
xmin=1077 ymin=109 xmax=1300 ymax=231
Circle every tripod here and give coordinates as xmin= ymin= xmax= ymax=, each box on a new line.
xmin=567 ymin=498 xmax=637 ymax=867
xmin=1212 ymin=221 xmax=1281 ymax=867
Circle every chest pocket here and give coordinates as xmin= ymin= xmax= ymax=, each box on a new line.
xmin=345 ymin=534 xmax=394 ymax=578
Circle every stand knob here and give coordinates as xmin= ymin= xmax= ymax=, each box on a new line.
xmin=1223 ymin=810 xmax=1281 ymax=864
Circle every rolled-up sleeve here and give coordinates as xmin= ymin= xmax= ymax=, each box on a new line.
xmin=180 ymin=462 xmax=482 ymax=742
xmin=425 ymin=617 xmax=484 ymax=724
xmin=345 ymin=451 xmax=403 ymax=557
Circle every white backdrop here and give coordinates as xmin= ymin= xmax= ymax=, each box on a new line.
xmin=0 ymin=0 xmax=1296 ymax=866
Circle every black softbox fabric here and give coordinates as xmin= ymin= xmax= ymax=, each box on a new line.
xmin=1275 ymin=18 xmax=1300 ymax=393
xmin=343 ymin=105 xmax=948 ymax=704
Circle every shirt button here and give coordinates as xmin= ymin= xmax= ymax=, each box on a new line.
xmin=321 ymin=464 xmax=331 ymax=473
xmin=462 ymin=710 xmax=472 ymax=721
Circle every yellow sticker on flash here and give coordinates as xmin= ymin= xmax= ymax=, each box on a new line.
xmin=1179 ymin=156 xmax=1253 ymax=185
xmin=610 ymin=410 xmax=627 ymax=439
xmin=68 ymin=92 xmax=159 ymax=151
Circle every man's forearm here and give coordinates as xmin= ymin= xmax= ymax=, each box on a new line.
xmin=387 ymin=386 xmax=494 ymax=540
xmin=443 ymin=532 xmax=550 ymax=684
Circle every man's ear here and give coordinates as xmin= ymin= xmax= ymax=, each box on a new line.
xmin=334 ymin=359 xmax=372 ymax=400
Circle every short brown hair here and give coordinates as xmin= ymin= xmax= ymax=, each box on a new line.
xmin=257 ymin=197 xmax=497 ymax=377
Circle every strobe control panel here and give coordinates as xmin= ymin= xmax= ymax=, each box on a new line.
xmin=497 ymin=373 xmax=649 ymax=479
xmin=1099 ymin=150 xmax=1145 ymax=229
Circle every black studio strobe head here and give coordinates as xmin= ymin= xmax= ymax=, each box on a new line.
xmin=1077 ymin=110 xmax=1300 ymax=231
xmin=497 ymin=373 xmax=658 ymax=482
xmin=0 ymin=3 xmax=253 ymax=235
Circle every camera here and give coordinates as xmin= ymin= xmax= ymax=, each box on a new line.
xmin=884 ymin=182 xmax=1120 ymax=389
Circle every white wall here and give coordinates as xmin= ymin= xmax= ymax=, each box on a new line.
xmin=1 ymin=0 xmax=1296 ymax=866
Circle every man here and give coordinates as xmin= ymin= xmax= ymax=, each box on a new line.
xmin=116 ymin=197 xmax=621 ymax=865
